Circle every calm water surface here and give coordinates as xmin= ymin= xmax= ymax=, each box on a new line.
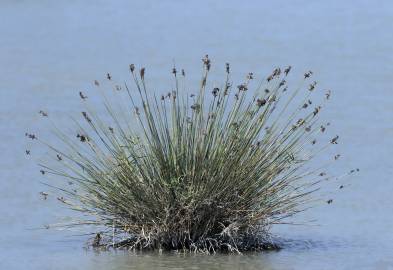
xmin=1 ymin=1 xmax=393 ymax=269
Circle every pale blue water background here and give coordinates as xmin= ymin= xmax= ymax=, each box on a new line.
xmin=1 ymin=1 xmax=393 ymax=269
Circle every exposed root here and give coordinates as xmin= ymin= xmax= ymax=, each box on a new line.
xmin=89 ymin=226 xmax=281 ymax=253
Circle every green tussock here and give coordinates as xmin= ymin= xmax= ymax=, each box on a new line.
xmin=37 ymin=56 xmax=340 ymax=253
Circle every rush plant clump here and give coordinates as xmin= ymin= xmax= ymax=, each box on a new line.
xmin=29 ymin=56 xmax=349 ymax=253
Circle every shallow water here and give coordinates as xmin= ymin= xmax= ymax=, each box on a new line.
xmin=1 ymin=1 xmax=393 ymax=269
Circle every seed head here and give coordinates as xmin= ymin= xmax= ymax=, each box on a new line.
xmin=140 ymin=68 xmax=145 ymax=80
xmin=77 ymin=133 xmax=88 ymax=142
xmin=191 ymin=103 xmax=201 ymax=112
xmin=212 ymin=87 xmax=219 ymax=97
xmin=256 ymin=98 xmax=266 ymax=107
xmin=325 ymin=90 xmax=331 ymax=100
xmin=129 ymin=64 xmax=135 ymax=73
xmin=237 ymin=84 xmax=248 ymax=91
xmin=273 ymin=68 xmax=281 ymax=77
xmin=202 ymin=55 xmax=211 ymax=71
xmin=330 ymin=135 xmax=339 ymax=144
xmin=313 ymin=106 xmax=321 ymax=116
xmin=297 ymin=118 xmax=305 ymax=126
xmin=82 ymin=111 xmax=91 ymax=123
xmin=39 ymin=191 xmax=48 ymax=199
xmin=25 ymin=133 xmax=37 ymax=140
xmin=39 ymin=110 xmax=48 ymax=117
xmin=79 ymin=91 xmax=87 ymax=100
xmin=304 ymin=71 xmax=313 ymax=79
xmin=309 ymin=81 xmax=317 ymax=91
xmin=284 ymin=66 xmax=292 ymax=76
xmin=268 ymin=95 xmax=276 ymax=103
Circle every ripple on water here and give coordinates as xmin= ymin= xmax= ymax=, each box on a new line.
xmin=270 ymin=235 xmax=351 ymax=251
